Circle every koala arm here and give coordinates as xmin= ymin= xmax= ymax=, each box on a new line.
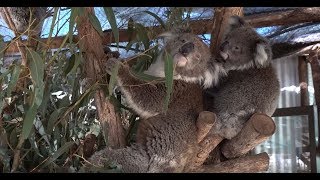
xmin=106 ymin=58 xmax=171 ymax=118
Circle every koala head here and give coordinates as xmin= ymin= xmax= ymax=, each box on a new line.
xmin=156 ymin=31 xmax=222 ymax=88
xmin=219 ymin=16 xmax=272 ymax=71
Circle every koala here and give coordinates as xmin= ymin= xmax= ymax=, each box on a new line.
xmin=88 ymin=31 xmax=227 ymax=172
xmin=0 ymin=7 xmax=47 ymax=35
xmin=207 ymin=16 xmax=280 ymax=140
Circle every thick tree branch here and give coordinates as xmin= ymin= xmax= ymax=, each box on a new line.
xmin=192 ymin=152 xmax=270 ymax=173
xmin=221 ymin=113 xmax=276 ymax=159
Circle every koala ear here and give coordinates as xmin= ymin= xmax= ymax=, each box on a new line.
xmin=228 ymin=15 xmax=246 ymax=29
xmin=254 ymin=40 xmax=271 ymax=67
xmin=222 ymin=16 xmax=246 ymax=39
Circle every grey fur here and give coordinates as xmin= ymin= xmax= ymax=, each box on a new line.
xmin=0 ymin=7 xmax=47 ymax=35
xmin=208 ymin=16 xmax=280 ymax=139
xmin=88 ymin=32 xmax=226 ymax=172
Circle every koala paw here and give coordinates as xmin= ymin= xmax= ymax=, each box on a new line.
xmin=105 ymin=58 xmax=120 ymax=74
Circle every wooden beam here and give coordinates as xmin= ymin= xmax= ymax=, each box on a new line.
xmin=4 ymin=7 xmax=320 ymax=54
xmin=246 ymin=8 xmax=320 ymax=28
xmin=307 ymin=48 xmax=320 ymax=151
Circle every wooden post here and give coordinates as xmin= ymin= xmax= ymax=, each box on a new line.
xmin=221 ymin=113 xmax=276 ymax=159
xmin=76 ymin=7 xmax=125 ymax=148
xmin=307 ymin=48 xmax=320 ymax=151
xmin=298 ymin=56 xmax=309 ymax=106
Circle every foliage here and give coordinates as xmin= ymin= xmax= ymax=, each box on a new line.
xmin=0 ymin=7 xmax=194 ymax=172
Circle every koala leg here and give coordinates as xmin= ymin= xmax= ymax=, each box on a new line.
xmin=88 ymin=144 xmax=149 ymax=173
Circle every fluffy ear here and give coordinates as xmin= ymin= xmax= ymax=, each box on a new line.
xmin=254 ymin=40 xmax=271 ymax=67
xmin=228 ymin=15 xmax=246 ymax=29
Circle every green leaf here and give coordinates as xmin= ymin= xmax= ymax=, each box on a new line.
xmin=27 ymin=49 xmax=45 ymax=106
xmin=88 ymin=13 xmax=104 ymax=37
xmin=22 ymin=104 xmax=37 ymax=139
xmin=69 ymin=7 xmax=78 ymax=42
xmin=103 ymin=7 xmax=119 ymax=48
xmin=142 ymin=11 xmax=166 ymax=30
xmin=0 ymin=35 xmax=5 ymax=60
xmin=108 ymin=61 xmax=120 ymax=97
xmin=39 ymin=141 xmax=75 ymax=169
xmin=63 ymin=54 xmax=76 ymax=76
xmin=130 ymin=68 xmax=162 ymax=82
xmin=22 ymin=49 xmax=45 ymax=139
xmin=6 ymin=64 xmax=21 ymax=97
xmin=163 ymin=50 xmax=174 ymax=113
xmin=46 ymin=107 xmax=68 ymax=135
xmin=127 ymin=17 xmax=135 ymax=43
xmin=28 ymin=132 xmax=43 ymax=158
xmin=135 ymin=23 xmax=150 ymax=50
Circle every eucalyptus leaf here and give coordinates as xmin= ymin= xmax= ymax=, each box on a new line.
xmin=69 ymin=7 xmax=78 ymax=42
xmin=88 ymin=13 xmax=104 ymax=37
xmin=135 ymin=23 xmax=150 ymax=50
xmin=142 ymin=11 xmax=166 ymax=30
xmin=163 ymin=50 xmax=174 ymax=113
xmin=6 ymin=64 xmax=21 ymax=97
xmin=39 ymin=141 xmax=75 ymax=169
xmin=103 ymin=7 xmax=119 ymax=48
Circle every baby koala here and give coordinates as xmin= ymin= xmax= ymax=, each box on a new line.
xmin=88 ymin=30 xmax=226 ymax=172
xmin=208 ymin=16 xmax=280 ymax=139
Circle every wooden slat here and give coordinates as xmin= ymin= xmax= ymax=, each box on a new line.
xmin=4 ymin=7 xmax=320 ymax=54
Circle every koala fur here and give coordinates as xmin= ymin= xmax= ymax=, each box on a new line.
xmin=88 ymin=31 xmax=226 ymax=172
xmin=208 ymin=16 xmax=280 ymax=139
xmin=0 ymin=7 xmax=47 ymax=35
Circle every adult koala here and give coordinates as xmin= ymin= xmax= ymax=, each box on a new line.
xmin=88 ymin=30 xmax=227 ymax=173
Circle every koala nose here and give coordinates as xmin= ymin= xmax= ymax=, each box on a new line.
xmin=179 ymin=42 xmax=194 ymax=55
xmin=220 ymin=41 xmax=229 ymax=51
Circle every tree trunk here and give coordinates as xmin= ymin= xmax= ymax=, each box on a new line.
xmin=307 ymin=49 xmax=320 ymax=151
xmin=76 ymin=7 xmax=125 ymax=148
xmin=210 ymin=7 xmax=244 ymax=55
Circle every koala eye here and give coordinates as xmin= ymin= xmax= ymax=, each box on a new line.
xmin=181 ymin=39 xmax=186 ymax=43
xmin=233 ymin=46 xmax=240 ymax=51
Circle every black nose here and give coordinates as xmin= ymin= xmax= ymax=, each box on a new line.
xmin=179 ymin=42 xmax=194 ymax=55
xmin=220 ymin=41 xmax=229 ymax=51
